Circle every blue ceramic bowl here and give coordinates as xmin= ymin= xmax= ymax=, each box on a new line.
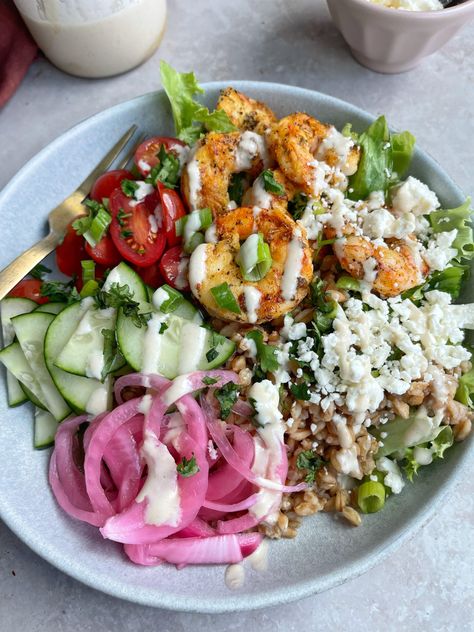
xmin=0 ymin=82 xmax=472 ymax=612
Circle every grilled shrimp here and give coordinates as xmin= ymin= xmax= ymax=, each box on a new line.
xmin=217 ymin=87 xmax=277 ymax=135
xmin=188 ymin=206 xmax=313 ymax=323
xmin=181 ymin=131 xmax=270 ymax=215
xmin=266 ymin=113 xmax=360 ymax=196
xmin=334 ymin=235 xmax=427 ymax=297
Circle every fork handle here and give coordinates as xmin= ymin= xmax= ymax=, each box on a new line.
xmin=0 ymin=232 xmax=61 ymax=301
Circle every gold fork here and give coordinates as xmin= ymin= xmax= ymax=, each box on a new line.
xmin=0 ymin=125 xmax=140 ymax=301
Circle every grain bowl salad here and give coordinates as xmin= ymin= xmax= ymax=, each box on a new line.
xmin=1 ymin=62 xmax=473 ymax=580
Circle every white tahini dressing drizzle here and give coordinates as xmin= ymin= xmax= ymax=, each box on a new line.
xmin=136 ymin=431 xmax=181 ymax=526
xmin=243 ymin=286 xmax=261 ymax=324
xmin=281 ymin=228 xmax=304 ymax=301
xmin=86 ymin=381 xmax=110 ymax=416
xmin=186 ymin=149 xmax=202 ymax=211
xmin=249 ymin=175 xmax=273 ymax=209
xmin=178 ymin=323 xmax=207 ymax=373
xmin=141 ymin=313 xmax=167 ymax=374
xmin=189 ymin=243 xmax=209 ymax=295
xmin=234 ymin=131 xmax=269 ymax=171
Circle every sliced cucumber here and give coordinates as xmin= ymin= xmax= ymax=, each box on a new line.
xmin=117 ymin=312 xmax=235 ymax=379
xmin=0 ymin=342 xmax=48 ymax=409
xmin=103 ymin=262 xmax=148 ymax=305
xmin=44 ymin=301 xmax=111 ymax=413
xmin=35 ymin=302 xmax=66 ymax=315
xmin=21 ymin=383 xmax=46 ymax=409
xmin=54 ymin=306 xmax=123 ymax=377
xmin=1 ymin=297 xmax=37 ymax=406
xmin=12 ymin=312 xmax=71 ymax=421
xmin=34 ymin=408 xmax=59 ymax=449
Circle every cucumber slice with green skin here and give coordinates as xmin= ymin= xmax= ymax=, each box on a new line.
xmin=0 ymin=342 xmax=48 ymax=409
xmin=117 ymin=312 xmax=235 ymax=379
xmin=44 ymin=301 xmax=111 ymax=413
xmin=21 ymin=383 xmax=46 ymax=409
xmin=34 ymin=302 xmax=66 ymax=315
xmin=54 ymin=306 xmax=124 ymax=377
xmin=34 ymin=407 xmax=58 ymax=449
xmin=152 ymin=285 xmax=203 ymax=324
xmin=104 ymin=262 xmax=148 ymax=304
xmin=1 ymin=297 xmax=37 ymax=406
xmin=12 ymin=312 xmax=71 ymax=421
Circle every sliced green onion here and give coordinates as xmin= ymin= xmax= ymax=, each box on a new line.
xmin=184 ymin=231 xmax=204 ymax=254
xmin=336 ymin=275 xmax=360 ymax=291
xmin=175 ymin=208 xmax=212 ymax=237
xmin=155 ymin=284 xmax=184 ymax=313
xmin=84 ymin=207 xmax=111 ymax=247
xmin=80 ymin=279 xmax=99 ymax=298
xmin=236 ymin=232 xmax=272 ymax=282
xmin=357 ymin=480 xmax=386 ymax=514
xmin=211 ymin=282 xmax=241 ymax=314
xmin=81 ymin=260 xmax=96 ymax=285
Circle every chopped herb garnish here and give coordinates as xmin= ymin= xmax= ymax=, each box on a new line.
xmin=310 ymin=277 xmax=338 ymax=334
xmin=121 ymin=179 xmax=139 ymax=198
xmin=290 ymin=382 xmax=311 ymax=401
xmin=145 ymin=144 xmax=181 ymax=189
xmin=94 ymin=283 xmax=151 ymax=328
xmin=40 ymin=280 xmax=81 ymax=304
xmin=159 ymin=322 xmax=169 ymax=334
xmin=288 ymin=192 xmax=309 ymax=220
xmin=228 ymin=173 xmax=245 ymax=206
xmin=117 ymin=208 xmax=132 ymax=227
xmin=176 ymin=454 xmax=200 ymax=477
xmin=100 ymin=328 xmax=122 ymax=382
xmin=245 ymin=330 xmax=279 ymax=374
xmin=30 ymin=264 xmax=51 ymax=280
xmin=206 ymin=347 xmax=218 ymax=363
xmin=202 ymin=376 xmax=218 ymax=386
xmin=214 ymin=381 xmax=240 ymax=420
xmin=261 ymin=169 xmax=285 ymax=195
xmin=120 ymin=229 xmax=133 ymax=239
xmin=296 ymin=450 xmax=326 ymax=484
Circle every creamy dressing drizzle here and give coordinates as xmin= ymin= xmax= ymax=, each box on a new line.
xmin=281 ymin=229 xmax=304 ymax=301
xmin=136 ymin=431 xmax=181 ymax=526
xmin=141 ymin=313 xmax=167 ymax=374
xmin=186 ymin=149 xmax=202 ymax=210
xmin=189 ymin=243 xmax=208 ymax=294
xmin=178 ymin=323 xmax=207 ymax=373
xmin=243 ymin=286 xmax=261 ymax=324
xmin=234 ymin=131 xmax=269 ymax=171
xmin=85 ymin=381 xmax=110 ymax=416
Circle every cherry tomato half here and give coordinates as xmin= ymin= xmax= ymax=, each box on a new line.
xmin=90 ymin=169 xmax=134 ymax=202
xmin=56 ymin=220 xmax=87 ymax=278
xmin=8 ymin=279 xmax=49 ymax=304
xmin=109 ymin=189 xmax=166 ymax=267
xmin=159 ymin=246 xmax=190 ymax=291
xmin=85 ymin=234 xmax=122 ymax=267
xmin=157 ymin=183 xmax=187 ymax=247
xmin=134 ymin=262 xmax=165 ymax=289
xmin=134 ymin=136 xmax=187 ymax=177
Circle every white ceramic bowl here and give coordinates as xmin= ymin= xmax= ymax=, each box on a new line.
xmin=326 ymin=0 xmax=474 ymax=73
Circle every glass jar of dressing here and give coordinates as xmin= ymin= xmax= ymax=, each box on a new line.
xmin=13 ymin=0 xmax=167 ymax=78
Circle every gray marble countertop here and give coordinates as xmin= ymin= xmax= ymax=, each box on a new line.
xmin=1 ymin=1 xmax=473 ymax=630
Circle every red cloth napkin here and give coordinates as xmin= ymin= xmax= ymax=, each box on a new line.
xmin=0 ymin=0 xmax=38 ymax=108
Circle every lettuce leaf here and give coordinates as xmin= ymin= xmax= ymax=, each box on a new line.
xmin=403 ymin=426 xmax=454 ymax=482
xmin=429 ymin=198 xmax=474 ymax=262
xmin=455 ymin=350 xmax=474 ymax=408
xmin=401 ymin=263 xmax=469 ymax=302
xmin=160 ymin=61 xmax=236 ymax=145
xmin=347 ymin=116 xmax=415 ymax=201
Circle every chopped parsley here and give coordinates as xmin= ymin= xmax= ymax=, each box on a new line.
xmin=40 ymin=280 xmax=81 ymax=304
xmin=288 ymin=192 xmax=309 ymax=221
xmin=261 ymin=169 xmax=285 ymax=195
xmin=290 ymin=382 xmax=311 ymax=401
xmin=117 ymin=208 xmax=132 ymax=227
xmin=146 ymin=144 xmax=181 ymax=189
xmin=176 ymin=454 xmax=200 ymax=477
xmin=296 ymin=450 xmax=326 ymax=484
xmin=159 ymin=322 xmax=169 ymax=334
xmin=310 ymin=278 xmax=338 ymax=335
xmin=214 ymin=381 xmax=240 ymax=420
xmin=100 ymin=328 xmax=122 ymax=382
xmin=29 ymin=264 xmax=51 ymax=280
xmin=206 ymin=347 xmax=218 ymax=363
xmin=120 ymin=179 xmax=139 ymax=198
xmin=202 ymin=376 xmax=218 ymax=386
xmin=94 ymin=283 xmax=151 ymax=328
xmin=245 ymin=330 xmax=279 ymax=375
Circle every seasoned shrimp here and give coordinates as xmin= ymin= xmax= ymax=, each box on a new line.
xmin=217 ymin=87 xmax=277 ymax=136
xmin=188 ymin=207 xmax=313 ymax=323
xmin=334 ymin=235 xmax=427 ymax=297
xmin=267 ymin=113 xmax=360 ymax=196
xmin=181 ymin=131 xmax=270 ymax=215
